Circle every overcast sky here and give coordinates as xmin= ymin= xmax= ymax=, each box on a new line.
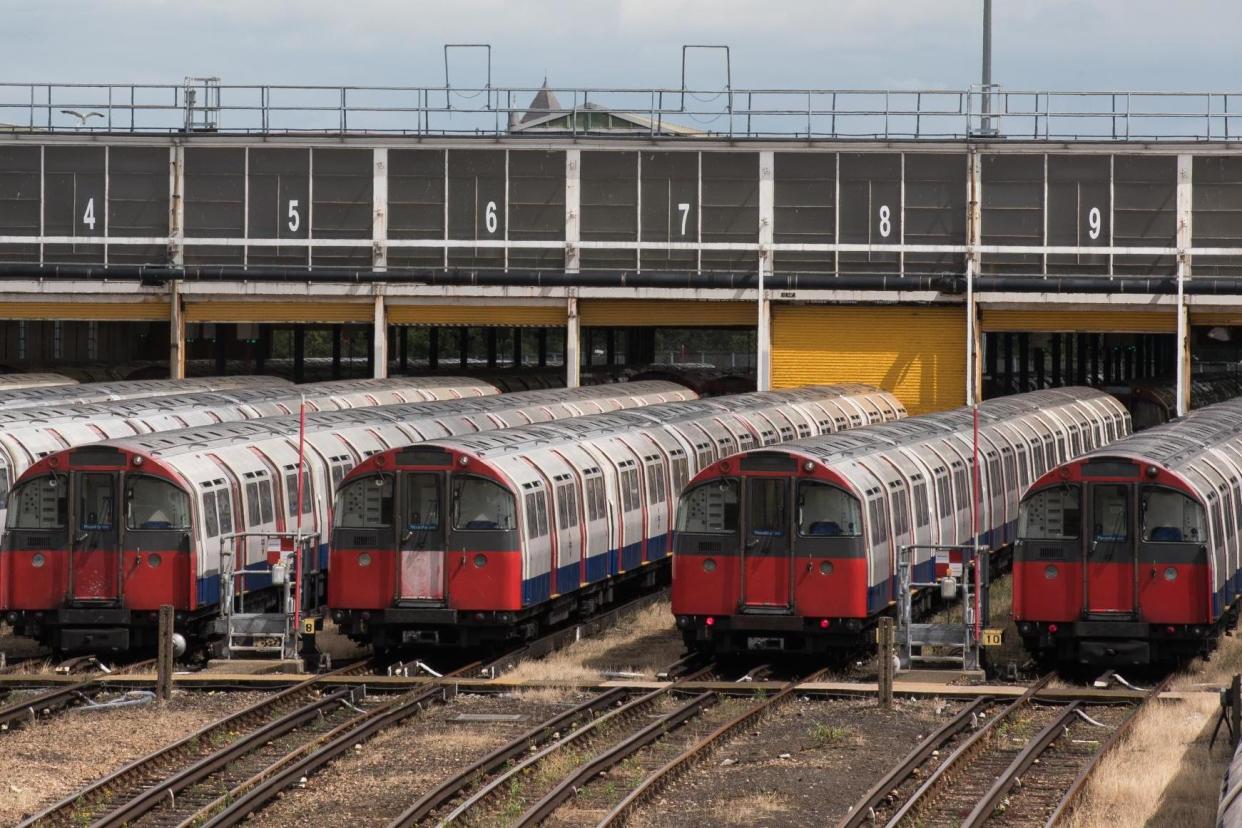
xmin=3 ymin=0 xmax=1240 ymax=92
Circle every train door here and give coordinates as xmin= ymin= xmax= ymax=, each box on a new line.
xmin=1085 ymin=483 xmax=1136 ymax=615
xmin=740 ymin=477 xmax=793 ymax=611
xmin=398 ymin=472 xmax=446 ymax=602
xmin=70 ymin=471 xmax=121 ymax=603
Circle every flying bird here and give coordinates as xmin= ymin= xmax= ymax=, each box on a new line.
xmin=60 ymin=110 xmax=104 ymax=127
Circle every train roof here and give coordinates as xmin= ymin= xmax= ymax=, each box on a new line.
xmin=0 ymin=374 xmax=287 ymax=411
xmin=407 ymin=384 xmax=905 ymax=461
xmin=1081 ymin=394 xmax=1242 ymax=471
xmin=741 ymin=387 xmax=1125 ymax=467
xmin=61 ymin=381 xmax=693 ymax=460
xmin=0 ymin=376 xmax=497 ymax=427
xmin=0 ymin=373 xmax=77 ymax=389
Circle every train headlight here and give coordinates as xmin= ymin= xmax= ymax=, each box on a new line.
xmin=30 ymin=553 xmax=45 ymax=568
xmin=820 ymin=561 xmax=834 ymax=575
xmin=702 ymin=558 xmax=717 ymax=573
xmin=148 ymin=553 xmax=162 ymax=568
xmin=1164 ymin=567 xmax=1177 ymax=581
xmin=473 ymin=554 xmax=487 ymax=568
xmin=1044 ymin=565 xmax=1057 ymax=580
xmin=357 ymin=553 xmax=372 ymax=568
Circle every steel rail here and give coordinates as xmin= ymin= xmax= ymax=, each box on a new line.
xmin=516 ymin=691 xmax=718 ymax=827
xmin=387 ymin=687 xmax=630 ymax=827
xmin=437 ymin=684 xmax=678 ymax=826
xmin=0 ymin=680 xmax=98 ymax=731
xmin=15 ymin=658 xmax=374 ymax=828
xmin=193 ymin=662 xmax=481 ymax=828
xmin=597 ymin=670 xmax=827 ymax=827
xmin=1041 ymin=677 xmax=1171 ymax=827
xmin=835 ymin=697 xmax=992 ymax=828
xmin=89 ymin=687 xmax=356 ymax=828
xmin=882 ymin=673 xmax=1056 ymax=828
xmin=961 ymin=701 xmax=1083 ymax=827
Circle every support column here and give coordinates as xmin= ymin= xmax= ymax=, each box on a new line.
xmin=169 ymin=281 xmax=185 ymax=379
xmin=372 ymin=295 xmax=387 ymax=378
xmin=373 ymin=148 xmax=388 ymax=271
xmin=293 ymin=327 xmax=305 ymax=383
xmin=1176 ymin=154 xmax=1193 ymax=417
xmin=965 ymin=150 xmax=983 ymax=404
xmin=566 ymin=296 xmax=581 ymax=388
xmin=757 ymin=151 xmax=774 ymax=391
xmin=565 ymin=150 xmax=580 ymax=274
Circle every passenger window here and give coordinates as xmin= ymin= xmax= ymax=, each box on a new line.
xmin=797 ymin=482 xmax=861 ymax=537
xmin=259 ymin=480 xmax=275 ymax=524
xmin=335 ymin=474 xmax=393 ymax=529
xmin=1141 ymin=487 xmax=1205 ymax=543
xmin=127 ymin=477 xmax=190 ymax=530
xmin=1019 ymin=485 xmax=1081 ymax=540
xmin=676 ymin=480 xmax=740 ymax=534
xmin=454 ymin=477 xmax=516 ymax=531
xmin=217 ymin=490 xmax=234 ymax=536
xmin=6 ymin=475 xmax=67 ymax=529
xmin=203 ymin=491 xmax=220 ymax=537
xmin=246 ymin=482 xmax=261 ymax=525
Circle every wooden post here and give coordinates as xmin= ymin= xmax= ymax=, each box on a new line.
xmin=157 ymin=604 xmax=174 ymax=701
xmin=878 ymin=617 xmax=895 ymax=709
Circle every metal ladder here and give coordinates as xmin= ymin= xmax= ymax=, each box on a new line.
xmin=895 ymin=544 xmax=989 ymax=672
xmin=219 ymin=532 xmax=312 ymax=660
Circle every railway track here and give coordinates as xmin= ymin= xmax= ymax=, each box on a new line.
xmin=15 ymin=659 xmax=376 ymax=828
xmin=834 ymin=674 xmax=1166 ymax=828
xmin=0 ymin=657 xmax=157 ymax=731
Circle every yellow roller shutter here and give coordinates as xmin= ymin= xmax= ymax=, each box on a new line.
xmin=580 ymin=300 xmax=755 ymax=327
xmin=982 ymin=309 xmax=1175 ymax=333
xmin=387 ymin=304 xmax=566 ymax=327
xmin=0 ymin=301 xmax=170 ymax=321
xmin=772 ymin=304 xmax=965 ymax=415
xmin=185 ymin=301 xmax=372 ymax=324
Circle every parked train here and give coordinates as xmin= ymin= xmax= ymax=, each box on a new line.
xmin=1129 ymin=373 xmax=1242 ymax=430
xmin=0 ymin=376 xmax=498 ymax=528
xmin=1014 ymin=395 xmax=1242 ymax=667
xmin=0 ymin=382 xmax=693 ymax=654
xmin=328 ymin=385 xmax=905 ymax=653
xmin=670 ymin=388 xmax=1130 ymax=656
xmin=0 ymin=373 xmax=77 ymax=391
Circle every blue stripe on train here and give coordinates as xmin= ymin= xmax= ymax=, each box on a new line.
xmin=196 ymin=543 xmax=328 ymax=608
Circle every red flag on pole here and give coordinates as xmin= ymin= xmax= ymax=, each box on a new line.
xmin=294 ymin=394 xmax=306 ymax=633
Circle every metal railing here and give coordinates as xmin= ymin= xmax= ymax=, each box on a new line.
xmin=3 ymin=82 xmax=1242 ymax=140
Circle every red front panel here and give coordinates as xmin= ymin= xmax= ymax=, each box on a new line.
xmin=792 ymin=558 xmax=869 ymax=618
xmin=742 ymin=555 xmax=791 ymax=607
xmin=446 ymin=550 xmax=522 ymax=612
xmin=1012 ymin=560 xmax=1083 ymax=621
xmin=1086 ymin=562 xmax=1135 ymax=614
xmin=1136 ymin=562 xmax=1209 ymax=624
xmin=120 ymin=551 xmax=191 ymax=611
xmin=672 ymin=553 xmax=740 ymax=616
xmin=6 ymin=550 xmax=70 ymax=610
xmin=70 ymin=548 xmax=119 ymax=601
xmin=328 ymin=549 xmax=398 ymax=610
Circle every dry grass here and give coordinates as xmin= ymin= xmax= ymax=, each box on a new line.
xmin=704 ymin=791 xmax=790 ymax=825
xmin=502 ymin=600 xmax=680 ymax=684
xmin=510 ymin=685 xmax=579 ymax=704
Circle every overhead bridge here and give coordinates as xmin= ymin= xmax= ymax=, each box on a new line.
xmin=2 ymin=81 xmax=1242 ymax=412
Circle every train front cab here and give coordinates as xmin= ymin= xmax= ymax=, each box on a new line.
xmin=2 ymin=447 xmax=195 ymax=653
xmin=329 ymin=446 xmax=525 ymax=652
xmin=1015 ymin=459 xmax=1213 ymax=667
xmin=672 ymin=452 xmax=873 ymax=656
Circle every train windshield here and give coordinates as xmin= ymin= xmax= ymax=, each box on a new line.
xmin=797 ymin=482 xmax=862 ymax=537
xmin=405 ymin=473 xmax=441 ymax=531
xmin=6 ymin=475 xmax=67 ymax=529
xmin=1019 ymin=485 xmax=1081 ymax=540
xmin=676 ymin=480 xmax=740 ymax=534
xmin=126 ymin=476 xmax=191 ymax=530
xmin=453 ymin=476 xmax=516 ymax=531
xmin=335 ymin=474 xmax=394 ymax=529
xmin=1140 ymin=486 xmax=1205 ymax=543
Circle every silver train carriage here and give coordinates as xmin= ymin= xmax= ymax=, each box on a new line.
xmin=0 ymin=381 xmax=693 ymax=654
xmin=328 ymin=385 xmax=905 ymax=652
xmin=671 ymin=388 xmax=1130 ymax=657
xmin=0 ymin=373 xmax=78 ymax=390
xmin=0 ymin=374 xmax=286 ymax=413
